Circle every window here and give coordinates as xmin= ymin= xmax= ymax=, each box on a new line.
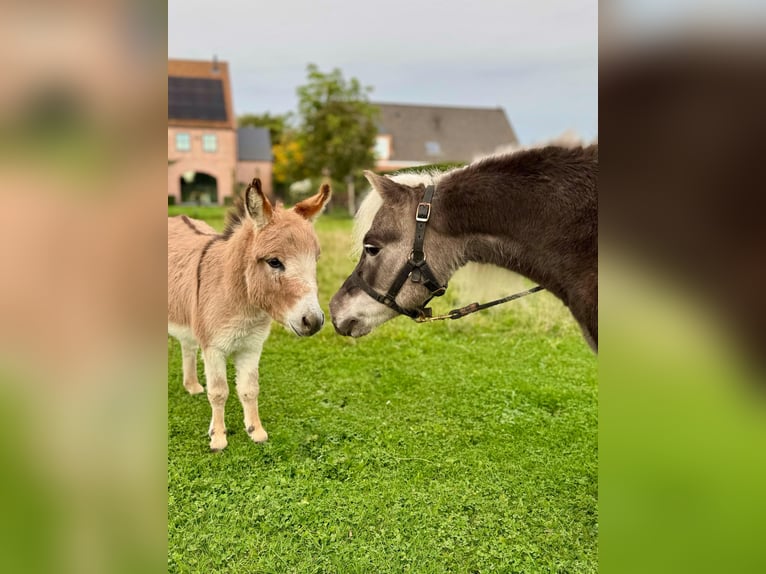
xmin=175 ymin=133 xmax=191 ymax=151
xmin=202 ymin=134 xmax=218 ymax=153
xmin=425 ymin=141 xmax=442 ymax=156
xmin=374 ymin=135 xmax=391 ymax=160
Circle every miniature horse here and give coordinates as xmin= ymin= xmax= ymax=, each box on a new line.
xmin=168 ymin=179 xmax=331 ymax=451
xmin=330 ymin=145 xmax=597 ymax=350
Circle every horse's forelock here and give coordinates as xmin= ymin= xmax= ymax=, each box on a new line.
xmin=352 ymin=170 xmax=447 ymax=257
xmin=352 ymin=189 xmax=383 ymax=258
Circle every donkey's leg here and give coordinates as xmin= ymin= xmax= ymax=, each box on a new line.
xmin=181 ymin=340 xmax=204 ymax=395
xmin=234 ymin=349 xmax=268 ymax=444
xmin=202 ymin=347 xmax=229 ymax=452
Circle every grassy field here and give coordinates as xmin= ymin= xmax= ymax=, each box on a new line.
xmin=168 ymin=206 xmax=597 ymax=573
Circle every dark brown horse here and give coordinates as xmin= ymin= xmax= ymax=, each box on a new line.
xmin=329 ymin=144 xmax=598 ymax=350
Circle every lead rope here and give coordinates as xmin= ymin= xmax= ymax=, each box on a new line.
xmin=415 ymin=285 xmax=545 ymax=323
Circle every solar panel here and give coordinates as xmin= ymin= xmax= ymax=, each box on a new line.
xmin=168 ymin=77 xmax=227 ymax=121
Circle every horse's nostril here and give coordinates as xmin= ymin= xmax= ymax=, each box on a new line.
xmin=331 ymin=315 xmax=357 ymax=336
xmin=302 ymin=315 xmax=311 ymax=328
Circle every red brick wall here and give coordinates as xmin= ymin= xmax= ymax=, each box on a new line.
xmin=168 ymin=128 xmax=236 ymax=204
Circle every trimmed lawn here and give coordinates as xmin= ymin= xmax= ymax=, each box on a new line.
xmin=168 ymin=207 xmax=597 ymax=573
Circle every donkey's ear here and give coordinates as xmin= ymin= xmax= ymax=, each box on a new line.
xmin=293 ymin=183 xmax=331 ymax=222
xmin=363 ymin=170 xmax=408 ymax=202
xmin=244 ymin=178 xmax=273 ymax=227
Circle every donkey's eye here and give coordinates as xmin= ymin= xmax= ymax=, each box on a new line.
xmin=266 ymin=258 xmax=284 ymax=270
xmin=363 ymin=244 xmax=381 ymax=256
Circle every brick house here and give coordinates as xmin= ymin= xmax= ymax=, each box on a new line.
xmin=372 ymin=103 xmax=519 ymax=171
xmin=168 ymin=58 xmax=272 ymax=204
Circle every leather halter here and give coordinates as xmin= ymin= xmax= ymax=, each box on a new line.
xmin=351 ymin=184 xmax=447 ymax=320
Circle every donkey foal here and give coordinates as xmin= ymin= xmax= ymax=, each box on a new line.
xmin=168 ymin=179 xmax=331 ymax=451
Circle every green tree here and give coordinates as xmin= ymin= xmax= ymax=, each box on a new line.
xmin=238 ymin=112 xmax=292 ymax=146
xmin=295 ymin=64 xmax=379 ymax=182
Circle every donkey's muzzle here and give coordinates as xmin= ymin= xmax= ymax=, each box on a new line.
xmin=299 ymin=312 xmax=324 ymax=336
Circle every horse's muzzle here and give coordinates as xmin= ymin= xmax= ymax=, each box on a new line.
xmin=331 ymin=315 xmax=357 ymax=337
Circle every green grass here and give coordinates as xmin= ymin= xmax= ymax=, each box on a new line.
xmin=168 ymin=207 xmax=597 ymax=573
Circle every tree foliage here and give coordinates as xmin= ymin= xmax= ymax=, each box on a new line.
xmin=236 ymin=66 xmax=378 ymax=191
xmin=295 ymin=64 xmax=379 ymax=181
xmin=272 ymin=138 xmax=304 ymax=186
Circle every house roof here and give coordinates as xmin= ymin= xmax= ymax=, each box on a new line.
xmin=168 ymin=59 xmax=236 ymax=130
xmin=237 ymin=127 xmax=272 ymax=161
xmin=374 ymin=102 xmax=518 ymax=163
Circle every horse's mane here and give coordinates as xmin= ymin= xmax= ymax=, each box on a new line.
xmin=458 ymin=142 xmax=597 ymax=183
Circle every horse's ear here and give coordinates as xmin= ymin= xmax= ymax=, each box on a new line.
xmin=363 ymin=170 xmax=407 ymax=202
xmin=293 ymin=183 xmax=331 ymax=222
xmin=244 ymin=178 xmax=273 ymax=227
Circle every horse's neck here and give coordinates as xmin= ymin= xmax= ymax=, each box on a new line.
xmin=435 ymin=160 xmax=595 ymax=300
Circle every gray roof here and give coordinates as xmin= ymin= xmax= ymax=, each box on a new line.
xmin=374 ymin=103 xmax=518 ymax=162
xmin=237 ymin=127 xmax=272 ymax=161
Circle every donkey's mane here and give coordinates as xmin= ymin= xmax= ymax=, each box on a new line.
xmin=221 ymin=194 xmax=249 ymax=240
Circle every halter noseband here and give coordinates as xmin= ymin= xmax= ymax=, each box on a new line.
xmin=351 ymin=184 xmax=447 ymax=320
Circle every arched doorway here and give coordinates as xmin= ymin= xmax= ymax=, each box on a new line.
xmin=180 ymin=171 xmax=218 ymax=204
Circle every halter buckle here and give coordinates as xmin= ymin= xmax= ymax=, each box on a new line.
xmin=415 ymin=202 xmax=431 ymax=222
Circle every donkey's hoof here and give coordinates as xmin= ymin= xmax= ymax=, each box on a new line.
xmin=185 ymin=381 xmax=205 ymax=395
xmin=209 ymin=433 xmax=228 ymax=452
xmin=247 ymin=426 xmax=268 ymax=444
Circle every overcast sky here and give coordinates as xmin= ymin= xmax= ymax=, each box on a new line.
xmin=168 ymin=0 xmax=597 ymax=144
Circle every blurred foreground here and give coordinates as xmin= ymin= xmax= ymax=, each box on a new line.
xmin=0 ymin=2 xmax=165 ymax=573
xmin=601 ymin=7 xmax=766 ymax=573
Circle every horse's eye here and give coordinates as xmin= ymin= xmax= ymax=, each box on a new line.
xmin=266 ymin=258 xmax=284 ymax=270
xmin=363 ymin=244 xmax=380 ymax=256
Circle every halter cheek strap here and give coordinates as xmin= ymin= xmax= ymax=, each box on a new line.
xmin=352 ymin=184 xmax=447 ymax=320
